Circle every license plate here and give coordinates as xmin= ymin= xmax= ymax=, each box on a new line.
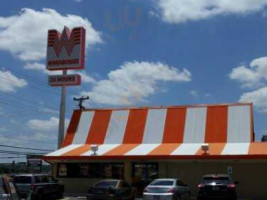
xmin=153 ymin=196 xmax=160 ymax=200
xmin=212 ymin=187 xmax=220 ymax=191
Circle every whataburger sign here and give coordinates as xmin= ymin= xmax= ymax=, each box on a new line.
xmin=46 ymin=26 xmax=86 ymax=86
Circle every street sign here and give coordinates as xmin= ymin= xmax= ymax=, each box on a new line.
xmin=46 ymin=26 xmax=86 ymax=71
xmin=48 ymin=74 xmax=81 ymax=86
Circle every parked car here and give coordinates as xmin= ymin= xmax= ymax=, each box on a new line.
xmin=197 ymin=174 xmax=238 ymax=200
xmin=0 ymin=175 xmax=20 ymax=200
xmin=143 ymin=178 xmax=190 ymax=200
xmin=86 ymin=179 xmax=136 ymax=200
xmin=13 ymin=174 xmax=64 ymax=200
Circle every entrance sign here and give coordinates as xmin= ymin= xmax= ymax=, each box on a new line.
xmin=46 ymin=26 xmax=86 ymax=71
xmin=48 ymin=74 xmax=81 ymax=86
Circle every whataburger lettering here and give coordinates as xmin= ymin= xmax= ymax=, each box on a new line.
xmin=48 ymin=59 xmax=79 ymax=66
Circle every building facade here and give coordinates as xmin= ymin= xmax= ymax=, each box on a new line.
xmin=44 ymin=103 xmax=267 ymax=199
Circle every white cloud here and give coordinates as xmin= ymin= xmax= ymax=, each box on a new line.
xmin=153 ymin=0 xmax=267 ymax=24
xmin=0 ymin=69 xmax=27 ymax=92
xmin=27 ymin=117 xmax=59 ymax=132
xmin=190 ymin=90 xmax=198 ymax=97
xmin=80 ymin=61 xmax=191 ymax=106
xmin=24 ymin=62 xmax=46 ymax=72
xmin=229 ymin=57 xmax=267 ymax=88
xmin=230 ymin=56 xmax=267 ymax=113
xmin=27 ymin=116 xmax=70 ymax=134
xmin=0 ymin=8 xmax=103 ymax=61
xmin=76 ymin=71 xmax=96 ymax=83
xmin=239 ymin=87 xmax=267 ymax=112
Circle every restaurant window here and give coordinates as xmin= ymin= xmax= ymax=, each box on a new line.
xmin=132 ymin=162 xmax=158 ymax=182
xmin=58 ymin=163 xmax=124 ymax=179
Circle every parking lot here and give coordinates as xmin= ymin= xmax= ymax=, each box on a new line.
xmin=61 ymin=197 xmax=259 ymax=200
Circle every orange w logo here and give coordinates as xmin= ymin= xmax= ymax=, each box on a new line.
xmin=47 ymin=26 xmax=85 ymax=57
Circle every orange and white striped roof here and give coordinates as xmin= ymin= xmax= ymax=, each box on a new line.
xmin=44 ymin=103 xmax=267 ymax=160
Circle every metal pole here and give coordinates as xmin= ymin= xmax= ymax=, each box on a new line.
xmin=58 ymin=70 xmax=67 ymax=149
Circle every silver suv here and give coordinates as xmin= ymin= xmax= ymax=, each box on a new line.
xmin=14 ymin=174 xmax=64 ymax=200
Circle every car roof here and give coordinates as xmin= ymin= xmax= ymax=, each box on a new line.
xmin=152 ymin=178 xmax=177 ymax=181
xmin=203 ymin=174 xmax=231 ymax=178
xmin=97 ymin=179 xmax=120 ymax=182
xmin=14 ymin=174 xmax=50 ymax=177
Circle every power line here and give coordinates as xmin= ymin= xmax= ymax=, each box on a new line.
xmin=0 ymin=75 xmax=60 ymax=96
xmin=0 ymin=135 xmax=57 ymax=145
xmin=0 ymin=144 xmax=54 ymax=152
xmin=7 ymin=68 xmax=79 ymax=97
xmin=0 ymin=150 xmax=46 ymax=155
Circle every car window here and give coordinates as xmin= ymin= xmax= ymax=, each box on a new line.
xmin=94 ymin=180 xmax=118 ymax=188
xmin=47 ymin=176 xmax=56 ymax=183
xmin=34 ymin=176 xmax=42 ymax=183
xmin=202 ymin=177 xmax=230 ymax=184
xmin=119 ymin=181 xmax=130 ymax=188
xmin=176 ymin=180 xmax=184 ymax=186
xmin=150 ymin=180 xmax=174 ymax=186
xmin=14 ymin=176 xmax=32 ymax=184
xmin=41 ymin=176 xmax=49 ymax=183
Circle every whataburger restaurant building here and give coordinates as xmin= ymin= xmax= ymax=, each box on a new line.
xmin=44 ymin=103 xmax=267 ymax=199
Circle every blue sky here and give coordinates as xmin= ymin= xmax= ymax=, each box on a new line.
xmin=1 ymin=0 xmax=267 ymax=160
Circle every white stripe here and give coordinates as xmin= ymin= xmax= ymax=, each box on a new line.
xmin=72 ymin=111 xmax=95 ymax=144
xmin=82 ymin=144 xmax=119 ymax=156
xmin=221 ymin=143 xmax=250 ymax=155
xmin=183 ymin=107 xmax=207 ymax=143
xmin=46 ymin=144 xmax=82 ymax=156
xmin=227 ymin=105 xmax=251 ymax=143
xmin=171 ymin=143 xmax=201 ymax=155
xmin=126 ymin=144 xmax=160 ymax=155
xmin=104 ymin=110 xmax=129 ymax=144
xmin=142 ymin=109 xmax=167 ymax=143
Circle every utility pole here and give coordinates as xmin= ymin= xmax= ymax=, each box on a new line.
xmin=73 ymin=96 xmax=89 ymax=110
xmin=58 ymin=70 xmax=67 ymax=149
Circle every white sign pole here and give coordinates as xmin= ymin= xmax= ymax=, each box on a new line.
xmin=58 ymin=69 xmax=67 ymax=148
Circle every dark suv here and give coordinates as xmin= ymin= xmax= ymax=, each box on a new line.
xmin=197 ymin=174 xmax=238 ymax=200
xmin=14 ymin=174 xmax=64 ymax=200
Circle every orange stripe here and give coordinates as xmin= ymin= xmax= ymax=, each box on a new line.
xmin=104 ymin=144 xmax=139 ymax=155
xmin=86 ymin=110 xmax=112 ymax=144
xmin=163 ymin=108 xmax=186 ymax=143
xmin=196 ymin=143 xmax=226 ymax=155
xmin=205 ymin=106 xmax=228 ymax=143
xmin=148 ymin=144 xmax=180 ymax=155
xmin=249 ymin=143 xmax=267 ymax=155
xmin=122 ymin=109 xmax=148 ymax=144
xmin=62 ymin=145 xmax=91 ymax=156
xmin=62 ymin=110 xmax=82 ymax=147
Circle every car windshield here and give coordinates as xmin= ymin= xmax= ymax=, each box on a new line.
xmin=150 ymin=180 xmax=174 ymax=186
xmin=94 ymin=180 xmax=118 ymax=188
xmin=202 ymin=177 xmax=230 ymax=184
xmin=14 ymin=176 xmax=31 ymax=184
